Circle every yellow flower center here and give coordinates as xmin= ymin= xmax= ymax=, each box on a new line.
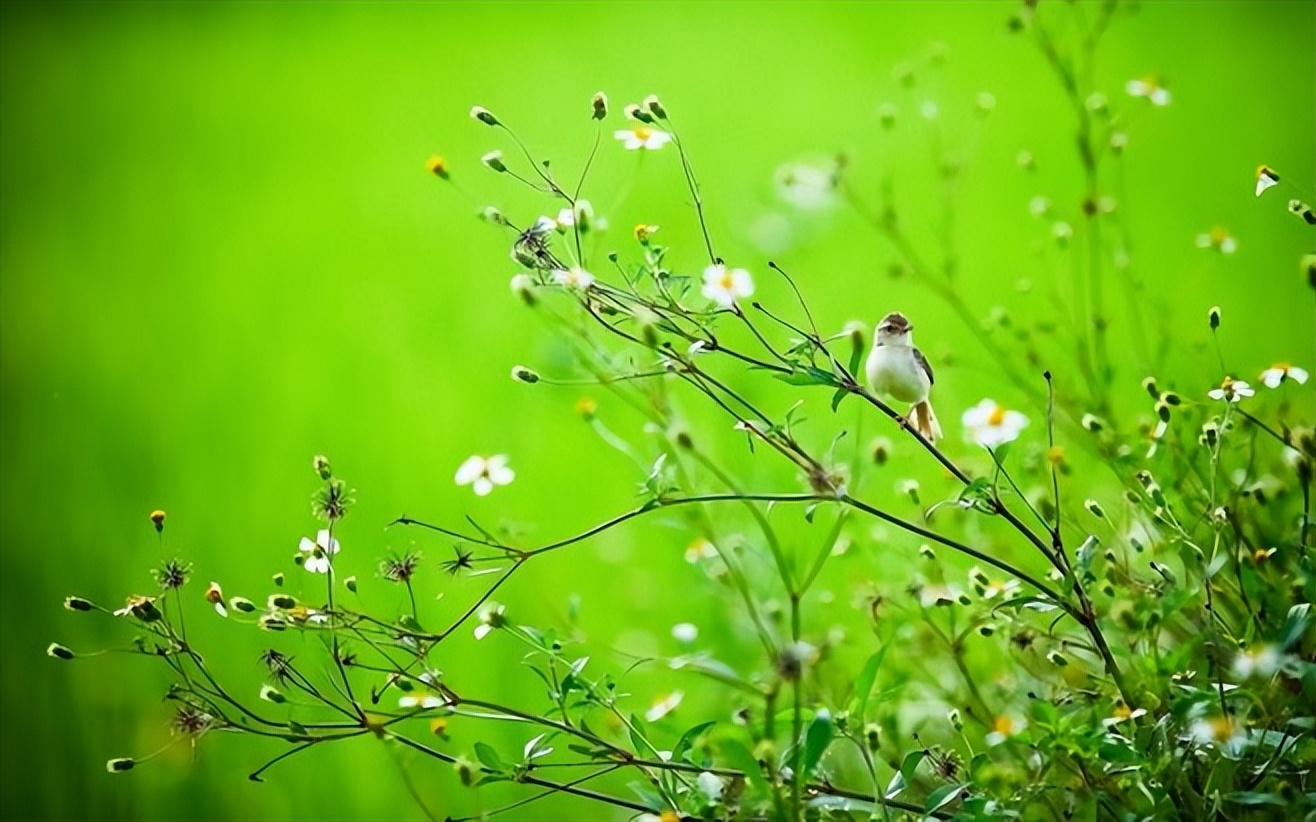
xmin=1046 ymin=446 xmax=1066 ymax=466
xmin=987 ymin=406 xmax=1007 ymax=426
xmin=1208 ymin=716 xmax=1234 ymax=742
xmin=1113 ymin=704 xmax=1132 ymax=720
xmin=633 ymin=126 xmax=652 ymax=141
xmin=1210 ymin=226 xmax=1229 ymax=244
xmin=992 ymin=715 xmax=1014 ymax=735
xmin=719 ymin=270 xmax=735 ymax=290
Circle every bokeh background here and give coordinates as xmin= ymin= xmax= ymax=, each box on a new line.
xmin=2 ymin=2 xmax=1312 ymax=820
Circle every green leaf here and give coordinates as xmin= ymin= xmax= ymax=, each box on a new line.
xmin=801 ymin=711 xmax=835 ymax=779
xmin=956 ymin=478 xmax=997 ymax=514
xmin=773 ymin=367 xmax=836 ymax=387
xmin=830 ymin=387 xmax=849 ymax=413
xmin=925 ymin=783 xmax=968 ymax=813
xmin=885 ymin=749 xmax=924 ymax=798
xmin=849 ymin=645 xmax=889 ymax=721
xmin=1280 ymin=603 xmax=1310 ymax=650
xmin=473 ymin=742 xmax=505 ymax=773
xmin=672 ymin=721 xmax=717 ymax=762
xmin=720 ymin=738 xmax=768 ymax=795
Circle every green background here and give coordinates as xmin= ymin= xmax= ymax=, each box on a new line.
xmin=2 ymin=2 xmax=1312 ymax=819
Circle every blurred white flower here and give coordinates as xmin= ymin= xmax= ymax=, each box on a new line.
xmin=685 ymin=538 xmax=718 ymax=563
xmin=701 ymin=264 xmax=754 ymax=308
xmin=1196 ymin=226 xmax=1237 ymax=254
xmin=551 ymin=267 xmax=596 ymax=290
xmin=1233 ymin=645 xmax=1281 ymax=679
xmin=298 ymin=529 xmax=340 ymax=574
xmin=986 ymin=713 xmax=1028 ymax=746
xmin=614 ymin=126 xmax=671 ymax=151
xmin=1207 ymin=378 xmax=1254 ymax=403
xmin=399 ymin=692 xmax=447 ymax=709
xmin=1102 ymin=704 xmax=1148 ymax=728
xmin=474 ymin=603 xmax=507 ymax=640
xmin=1126 ymin=77 xmax=1171 ymax=106
xmin=774 ymin=161 xmax=838 ymax=210
xmin=671 ymin=622 xmax=698 ymax=643
xmin=204 ymin=582 xmax=227 ymax=617
xmin=1028 ymin=196 xmax=1050 ymax=218
xmin=1255 ymin=165 xmax=1280 ymax=197
xmin=1188 ymin=715 xmax=1247 ymax=754
xmin=645 ymin=690 xmax=683 ymax=722
xmin=962 ymin=399 xmax=1029 ymax=448
xmin=697 ymin=771 xmax=725 ymax=803
xmin=1260 ymin=364 xmax=1308 ymax=388
xmin=455 ymin=455 xmax=515 ymax=496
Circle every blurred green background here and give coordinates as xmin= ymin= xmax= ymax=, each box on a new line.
xmin=2 ymin=2 xmax=1312 ymax=820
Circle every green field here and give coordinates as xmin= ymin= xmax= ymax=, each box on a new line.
xmin=2 ymin=2 xmax=1313 ymax=820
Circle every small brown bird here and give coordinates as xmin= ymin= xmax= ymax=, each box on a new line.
xmin=864 ymin=311 xmax=942 ymax=441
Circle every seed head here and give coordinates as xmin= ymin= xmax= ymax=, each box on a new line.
xmin=425 ymin=156 xmax=450 ymax=180
xmin=47 ymin=642 xmax=75 ymax=660
xmin=313 ymin=455 xmax=332 ymax=480
xmin=150 ymin=510 xmax=166 ymax=532
xmin=511 ymin=365 xmax=540 ymax=384
xmin=591 ymin=92 xmax=608 ymax=120
xmin=469 ymin=106 xmax=498 ymax=126
xmin=481 ymin=151 xmax=507 ymax=173
xmin=64 ymin=596 xmax=93 ymax=612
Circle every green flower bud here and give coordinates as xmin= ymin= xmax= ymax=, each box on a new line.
xmin=1208 ymin=306 xmax=1221 ymax=329
xmin=106 ymin=757 xmax=135 ymax=773
xmin=47 ymin=642 xmax=75 ymax=660
xmin=643 ymin=94 xmax=666 ymax=119
xmin=480 ymin=151 xmax=506 ymax=173
xmin=229 ymin=596 xmax=256 ymax=613
xmin=469 ymin=106 xmax=498 ymax=126
xmin=260 ymin=684 xmax=286 ymax=704
xmin=511 ymin=365 xmax=540 ymax=384
xmin=591 ymin=92 xmax=608 ymax=120
xmin=63 ymin=596 xmax=93 ymax=612
xmin=1084 ymin=499 xmax=1106 ymax=518
xmin=344 ymin=576 xmax=358 ymax=593
xmin=313 ymin=454 xmax=332 ymax=480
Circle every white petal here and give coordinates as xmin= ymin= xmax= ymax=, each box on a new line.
xmin=1150 ymin=88 xmax=1171 ymax=106
xmin=644 ymin=131 xmax=672 ymax=149
xmin=1208 ymin=388 xmax=1225 ymax=400
xmin=1220 ymin=237 xmax=1237 ymax=254
xmin=730 ymin=269 xmax=755 ymax=298
xmin=556 ymin=208 xmax=574 ymax=226
xmin=299 ymin=536 xmax=316 ymax=554
xmin=1125 ymin=79 xmax=1148 ymax=96
xmin=305 ymin=556 xmax=328 ymax=574
xmin=702 ymin=264 xmax=726 ymax=285
xmin=1196 ymin=234 xmax=1212 ymax=248
xmin=473 ymin=623 xmax=492 ymax=640
xmin=1261 ymin=369 xmax=1284 ymax=388
xmin=455 ymin=456 xmax=486 ymax=485
xmin=1256 ymin=175 xmax=1279 ymax=197
xmin=961 ymin=400 xmax=996 ymax=428
xmin=701 ymin=283 xmax=735 ymax=308
xmin=1289 ymin=367 xmax=1309 ymax=384
xmin=1003 ymin=411 xmax=1030 ymax=432
xmin=214 ymin=602 xmax=228 ymax=618
xmin=672 ymin=623 xmax=699 ymax=642
xmin=472 ymin=477 xmax=494 ymax=496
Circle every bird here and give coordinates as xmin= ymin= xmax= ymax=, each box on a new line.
xmin=864 ymin=311 xmax=942 ymax=442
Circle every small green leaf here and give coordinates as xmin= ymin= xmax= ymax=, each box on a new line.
xmin=672 ymin=721 xmax=717 ymax=761
xmin=850 ymin=646 xmax=889 ymax=721
xmin=720 ymin=739 xmax=768 ymax=795
xmin=801 ymin=711 xmax=835 ymax=779
xmin=925 ymin=783 xmax=968 ymax=812
xmin=473 ymin=742 xmax=505 ymax=773
xmin=830 ymin=387 xmax=849 ymax=413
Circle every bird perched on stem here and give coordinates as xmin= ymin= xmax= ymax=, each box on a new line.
xmin=865 ymin=311 xmax=942 ymax=441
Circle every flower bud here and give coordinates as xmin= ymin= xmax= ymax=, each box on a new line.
xmin=1047 ymin=650 xmax=1069 ymax=667
xmin=918 ymin=544 xmax=935 ymax=561
xmin=64 ymin=596 xmax=93 ymax=612
xmin=871 ymin=437 xmax=892 ymax=466
xmin=899 ymin=479 xmax=920 ymax=504
xmin=272 ymin=572 xmax=284 ymax=587
xmin=469 ymin=106 xmax=498 ymax=126
xmin=1303 ymin=254 xmax=1316 ymax=289
xmin=643 ymin=94 xmax=667 ymax=119
xmin=1141 ymin=376 xmax=1159 ymax=399
xmin=864 ymin=723 xmax=881 ymax=751
xmin=510 ymin=274 xmax=536 ymax=307
xmin=1155 ymin=400 xmax=1172 ymax=423
xmin=47 ymin=642 xmax=75 ymax=660
xmin=575 ymin=397 xmax=598 ymax=421
xmin=1110 ymin=132 xmax=1128 ymax=155
xmin=1208 ymin=306 xmax=1221 ymax=329
xmin=511 ymin=365 xmax=540 ymax=384
xmin=1084 ymin=499 xmax=1105 ymax=518
xmin=106 ymin=758 xmax=135 ymax=773
xmin=1160 ymin=391 xmax=1181 ymax=407
xmin=313 ymin=455 xmax=332 ymax=480
xmin=624 ymin=103 xmax=654 ymax=124
xmin=150 ymin=510 xmax=166 ymax=533
xmin=481 ymin=151 xmax=506 ymax=173
xmin=268 ymin=594 xmax=297 ymax=610
xmin=344 ymin=576 xmax=358 ymax=593
xmin=591 ymin=92 xmax=608 ymax=120
xmin=479 ymin=206 xmax=506 ymax=226
xmin=1081 ymin=413 xmax=1104 ymax=432
xmin=634 ymin=223 xmax=659 ymax=244
xmin=230 ymin=596 xmax=256 ymax=613
xmin=260 ymin=684 xmax=286 ymax=704
xmin=877 ymin=103 xmax=897 ymax=129
xmin=425 ymin=155 xmax=449 ymax=180
xmin=947 ymin=708 xmax=963 ymax=730
xmin=455 ymin=757 xmax=475 ymax=787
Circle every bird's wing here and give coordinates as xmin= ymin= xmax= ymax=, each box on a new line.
xmin=913 ymin=347 xmax=934 ymax=385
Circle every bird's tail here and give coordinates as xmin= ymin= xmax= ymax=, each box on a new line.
xmin=911 ymin=400 xmax=942 ymax=442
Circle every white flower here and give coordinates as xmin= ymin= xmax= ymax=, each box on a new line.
xmin=1028 ymin=196 xmax=1050 ymax=218
xmin=1260 ymin=364 xmax=1308 ymax=388
xmin=551 ymin=267 xmax=596 ymax=290
xmin=962 ymin=399 xmax=1029 ymax=448
xmin=1126 ymin=77 xmax=1171 ymax=106
xmin=1207 ymin=377 xmax=1255 ymax=403
xmin=474 ymin=603 xmax=507 ymax=640
xmin=685 ymin=538 xmax=718 ymax=563
xmin=1188 ymin=715 xmax=1247 ymax=754
xmin=399 ymin=691 xmax=447 ymax=709
xmin=671 ymin=623 xmax=699 ymax=643
xmin=614 ymin=125 xmax=672 ymax=150
xmin=455 ymin=455 xmax=515 ymax=496
xmin=701 ymin=264 xmax=754 ymax=308
xmin=1255 ymin=165 xmax=1280 ymax=197
xmin=696 ymin=771 xmax=725 ymax=803
xmin=985 ymin=714 xmax=1028 ymax=746
xmin=1102 ymin=705 xmax=1148 ymax=728
xmin=555 ymin=207 xmax=574 ymax=228
xmin=204 ymin=582 xmax=227 ymax=617
xmin=1233 ymin=646 xmax=1281 ymax=679
xmin=645 ymin=690 xmax=683 ymax=722
xmin=1196 ymin=226 xmax=1237 ymax=254
xmin=919 ymin=100 xmax=939 ymax=120
xmin=774 ymin=161 xmax=838 ymax=210
xmin=298 ymin=529 xmax=340 ymax=574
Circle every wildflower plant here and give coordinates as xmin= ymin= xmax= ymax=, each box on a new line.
xmin=54 ymin=3 xmax=1314 ymax=820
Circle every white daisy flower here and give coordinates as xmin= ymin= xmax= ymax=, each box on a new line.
xmin=645 ymin=690 xmax=683 ymax=722
xmin=1125 ymin=77 xmax=1171 ymax=106
xmin=473 ymin=603 xmax=507 ymax=640
xmin=1255 ymin=165 xmax=1280 ymax=197
xmin=671 ymin=622 xmax=699 ymax=643
xmin=685 ymin=538 xmax=718 ymax=563
xmin=614 ymin=125 xmax=672 ymax=151
xmin=1207 ymin=377 xmax=1255 ymax=403
xmin=399 ymin=691 xmax=447 ymax=709
xmin=1196 ymin=226 xmax=1237 ymax=254
xmin=455 ymin=455 xmax=515 ymax=496
xmin=1101 ymin=704 xmax=1148 ymax=728
xmin=701 ymin=264 xmax=754 ymax=308
xmin=1260 ymin=363 xmax=1308 ymax=388
xmin=551 ymin=267 xmax=596 ymax=290
xmin=985 ymin=713 xmax=1028 ymax=747
xmin=962 ymin=399 xmax=1029 ymax=448
xmin=298 ymin=529 xmax=340 ymax=574
xmin=1188 ymin=715 xmax=1247 ymax=754
xmin=1232 ymin=645 xmax=1281 ymax=679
